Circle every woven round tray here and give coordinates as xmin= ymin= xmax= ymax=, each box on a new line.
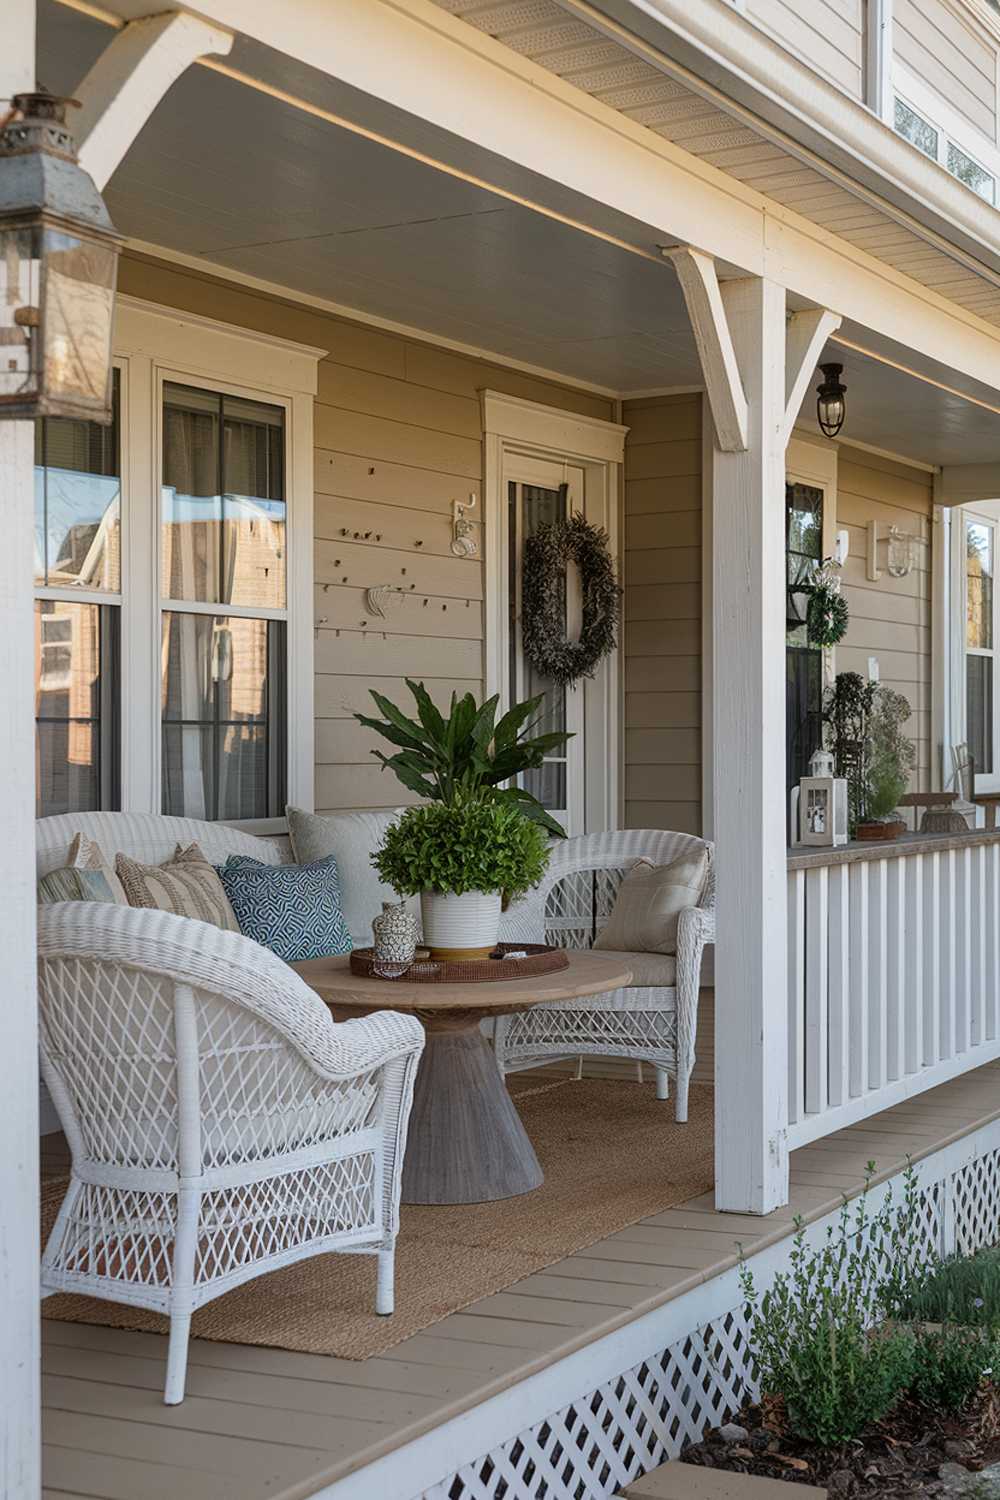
xmin=349 ymin=943 xmax=569 ymax=984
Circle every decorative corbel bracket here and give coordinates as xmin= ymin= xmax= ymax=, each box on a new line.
xmin=665 ymin=247 xmax=748 ymax=452
xmin=782 ymin=307 xmax=843 ymax=448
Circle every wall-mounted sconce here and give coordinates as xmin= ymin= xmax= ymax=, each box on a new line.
xmin=867 ymin=520 xmax=924 ymax=581
xmin=816 ymin=362 xmax=847 ymax=438
xmin=451 ymin=492 xmax=479 ymax=558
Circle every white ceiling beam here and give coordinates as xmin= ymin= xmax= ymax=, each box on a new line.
xmin=75 ymin=11 xmax=233 ymax=190
xmin=781 ymin=308 xmax=842 ymax=449
xmin=666 ymin=248 xmax=748 ymax=452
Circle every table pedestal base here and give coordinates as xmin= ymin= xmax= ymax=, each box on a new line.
xmin=401 ymin=1012 xmax=544 ymax=1204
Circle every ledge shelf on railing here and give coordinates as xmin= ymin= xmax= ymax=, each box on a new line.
xmin=786 ymin=827 xmax=1000 ymax=1150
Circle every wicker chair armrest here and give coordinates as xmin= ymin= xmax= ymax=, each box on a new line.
xmin=679 ymin=904 xmax=715 ymax=945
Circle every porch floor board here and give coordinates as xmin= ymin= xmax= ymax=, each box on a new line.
xmin=39 ymin=998 xmax=1000 ymax=1500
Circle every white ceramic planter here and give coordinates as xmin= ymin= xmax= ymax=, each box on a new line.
xmin=420 ymin=889 xmax=502 ymax=960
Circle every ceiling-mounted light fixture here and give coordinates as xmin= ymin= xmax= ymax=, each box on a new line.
xmin=815 ymin=362 xmax=847 ymax=439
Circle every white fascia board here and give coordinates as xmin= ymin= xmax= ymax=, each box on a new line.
xmin=60 ymin=0 xmax=1000 ymax=396
xmin=576 ymin=0 xmax=1000 ymax=280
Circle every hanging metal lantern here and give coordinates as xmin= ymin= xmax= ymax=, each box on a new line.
xmin=815 ymin=362 xmax=847 ymax=438
xmin=0 ymin=93 xmax=123 ymax=423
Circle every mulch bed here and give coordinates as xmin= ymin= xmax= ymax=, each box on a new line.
xmin=681 ymin=1392 xmax=1000 ymax=1496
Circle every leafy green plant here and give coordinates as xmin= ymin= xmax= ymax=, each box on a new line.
xmin=909 ymin=1325 xmax=998 ymax=1415
xmin=356 ymin=680 xmax=571 ymax=836
xmin=372 ymin=799 xmax=550 ymax=903
xmin=894 ymin=1245 xmax=1000 ymax=1328
xmin=740 ymin=1170 xmax=923 ymax=1445
xmin=822 ymin=674 xmax=915 ymax=830
xmin=865 ymin=687 xmax=916 ymax=823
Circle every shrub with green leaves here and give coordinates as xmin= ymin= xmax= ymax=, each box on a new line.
xmin=356 ymin=679 xmax=571 ymax=836
xmin=895 ymin=1245 xmax=1000 ymax=1328
xmin=740 ymin=1172 xmax=922 ymax=1445
xmin=909 ymin=1324 xmax=999 ymax=1415
xmin=372 ymin=800 xmax=550 ymax=903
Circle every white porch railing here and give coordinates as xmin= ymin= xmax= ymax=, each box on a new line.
xmin=787 ymin=830 xmax=1000 ymax=1149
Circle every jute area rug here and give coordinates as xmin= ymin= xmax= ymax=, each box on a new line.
xmin=42 ymin=1076 xmax=713 ymax=1361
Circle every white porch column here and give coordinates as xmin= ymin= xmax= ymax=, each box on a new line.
xmin=712 ymin=277 xmax=790 ymax=1214
xmin=1 ymin=8 xmax=41 ymax=1498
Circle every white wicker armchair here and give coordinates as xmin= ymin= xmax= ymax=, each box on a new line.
xmin=38 ymin=901 xmax=424 ymax=1405
xmin=496 ymin=829 xmax=714 ymax=1121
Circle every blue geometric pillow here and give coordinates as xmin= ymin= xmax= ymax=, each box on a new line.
xmin=218 ymin=854 xmax=352 ymax=962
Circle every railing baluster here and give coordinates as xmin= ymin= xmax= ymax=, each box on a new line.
xmin=885 ymin=856 xmax=905 ymax=1083
xmin=939 ymin=848 xmax=956 ymax=1061
xmin=804 ymin=866 xmax=829 ymax=1115
xmin=788 ymin=868 xmax=806 ymax=1126
xmin=867 ymin=858 xmax=888 ymax=1092
xmin=971 ymin=844 xmax=987 ymax=1049
xmin=904 ymin=853 xmax=923 ymax=1074
xmin=827 ymin=863 xmax=850 ymax=1108
xmin=988 ymin=843 xmax=1000 ymax=1043
xmin=923 ymin=850 xmax=940 ymax=1067
xmin=848 ymin=861 xmax=869 ymax=1098
xmin=954 ymin=844 xmax=971 ymax=1055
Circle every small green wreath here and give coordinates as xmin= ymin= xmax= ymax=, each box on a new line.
xmin=522 ymin=512 xmax=622 ymax=687
xmin=807 ymin=567 xmax=850 ymax=648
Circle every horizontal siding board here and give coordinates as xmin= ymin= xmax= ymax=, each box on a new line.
xmin=314 ymin=591 xmax=483 ymax=639
xmin=313 ymin=406 xmax=482 ymax=478
xmin=315 ymin=494 xmax=477 ymax=558
xmin=315 ymin=539 xmax=483 ymax=600
xmin=625 ymin=475 xmax=702 ymax=514
xmin=316 ymin=362 xmax=481 ymax=441
xmin=626 ymin=510 xmax=701 ymax=549
xmin=315 ymin=452 xmax=479 ymax=516
xmin=626 ymin=546 xmax=701 ymax=586
xmin=627 ymin=583 xmax=701 ymax=621
xmin=315 ymin=631 xmax=482 ymax=678
xmin=625 ymin=618 xmax=701 ymax=657
xmin=316 ymin=675 xmax=478 ymax=718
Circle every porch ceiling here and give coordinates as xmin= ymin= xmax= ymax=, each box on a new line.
xmin=37 ymin=0 xmax=1000 ymax=466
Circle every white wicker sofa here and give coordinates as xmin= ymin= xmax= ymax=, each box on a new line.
xmin=496 ymin=829 xmax=715 ymax=1121
xmin=35 ymin=812 xmax=424 ymax=1404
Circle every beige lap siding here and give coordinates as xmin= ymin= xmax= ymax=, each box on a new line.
xmin=833 ymin=443 xmax=934 ymax=793
xmin=622 ymin=393 xmax=703 ymax=836
xmin=894 ymin=0 xmax=997 ymax=142
xmin=117 ymin=253 xmax=613 ymax=815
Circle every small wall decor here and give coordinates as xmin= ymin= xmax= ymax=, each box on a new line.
xmin=364 ymin=584 xmax=401 ymax=619
xmin=451 ymin=493 xmax=479 ymax=558
xmin=806 ymin=558 xmax=850 ymax=648
xmin=522 ymin=511 xmax=622 ymax=688
xmin=867 ymin=520 xmax=923 ymax=581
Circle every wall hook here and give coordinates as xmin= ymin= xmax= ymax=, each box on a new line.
xmin=451 ymin=492 xmax=479 ymax=558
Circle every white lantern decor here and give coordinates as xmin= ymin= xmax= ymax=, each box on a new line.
xmin=797 ymin=746 xmax=848 ymax=847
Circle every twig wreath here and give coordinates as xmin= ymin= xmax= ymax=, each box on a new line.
xmin=522 ymin=511 xmax=622 ymax=687
xmin=806 ymin=560 xmax=850 ymax=648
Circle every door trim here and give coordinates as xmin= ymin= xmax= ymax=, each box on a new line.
xmin=481 ymin=391 xmax=627 ymax=834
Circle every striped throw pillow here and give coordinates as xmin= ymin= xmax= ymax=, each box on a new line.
xmin=116 ymin=843 xmax=240 ymax=932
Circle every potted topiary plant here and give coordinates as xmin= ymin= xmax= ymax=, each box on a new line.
xmin=356 ymin=681 xmax=570 ymax=957
xmin=857 ymin=686 xmax=916 ymax=841
xmin=372 ymin=799 xmax=550 ymax=959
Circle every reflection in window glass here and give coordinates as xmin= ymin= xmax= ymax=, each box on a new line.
xmin=894 ymin=99 xmax=938 ymax=159
xmin=161 ymin=382 xmax=285 ymax=609
xmin=947 ymin=142 xmax=995 ymax=202
xmin=786 ymin=482 xmax=824 ymax=649
xmin=968 ymin=654 xmax=994 ymax=777
xmin=161 ymin=612 xmax=286 ymax=821
xmin=508 ymin=480 xmax=567 ymax=814
xmin=34 ymin=367 xmax=120 ymax=590
xmin=967 ymin=522 xmax=993 ymax=650
xmin=35 ymin=600 xmax=120 ymax=816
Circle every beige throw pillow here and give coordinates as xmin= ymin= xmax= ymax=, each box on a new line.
xmin=593 ymin=850 xmax=709 ymax=956
xmin=67 ymin=832 xmax=128 ymax=905
xmin=116 ymin=843 xmax=240 ymax=932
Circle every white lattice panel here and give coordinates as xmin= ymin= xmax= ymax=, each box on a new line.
xmin=413 ymin=1148 xmax=991 ymax=1500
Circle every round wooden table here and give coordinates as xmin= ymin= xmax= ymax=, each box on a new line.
xmin=292 ymin=951 xmax=632 ymax=1205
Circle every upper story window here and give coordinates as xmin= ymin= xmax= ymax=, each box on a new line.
xmin=894 ymin=94 xmax=996 ymax=204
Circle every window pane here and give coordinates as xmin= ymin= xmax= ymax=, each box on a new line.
xmin=947 ymin=142 xmax=994 ymax=201
xmin=968 ymin=654 xmax=993 ymax=777
xmin=35 ymin=600 xmax=120 ymax=816
xmin=786 ymin=482 xmax=824 ymax=647
xmin=161 ymin=612 xmax=286 ymax=820
xmin=162 ymin=383 xmax=286 ymax=608
xmin=967 ymin=522 xmax=993 ymax=650
xmin=509 ymin=481 xmax=568 ymax=814
xmin=34 ymin=368 xmax=120 ymax=590
xmin=894 ymin=98 xmax=938 ymax=159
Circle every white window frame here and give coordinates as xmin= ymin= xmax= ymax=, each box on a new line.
xmin=953 ymin=501 xmax=1000 ymax=794
xmin=893 ymin=64 xmax=999 ymax=205
xmin=786 ymin=434 xmax=840 ymax=696
xmin=481 ymin=391 xmax=627 ymax=836
xmin=110 ymin=296 xmax=325 ymax=825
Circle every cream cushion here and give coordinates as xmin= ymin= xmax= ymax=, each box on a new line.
xmin=286 ymin=806 xmax=417 ymax=946
xmin=116 ymin=843 xmax=240 ymax=932
xmin=593 ymin=851 xmax=709 ymax=957
xmin=67 ymin=831 xmax=128 ymax=904
xmin=604 ymin=950 xmax=676 ymax=987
